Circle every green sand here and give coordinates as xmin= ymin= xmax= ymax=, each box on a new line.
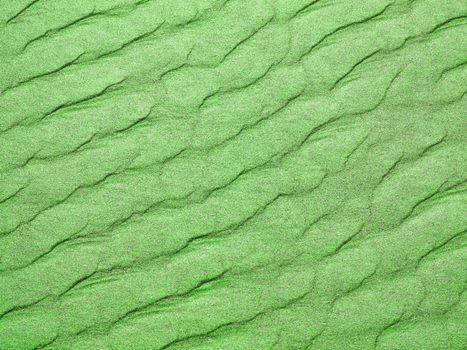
xmin=0 ymin=0 xmax=466 ymax=349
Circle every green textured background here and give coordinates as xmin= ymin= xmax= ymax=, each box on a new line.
xmin=0 ymin=0 xmax=466 ymax=349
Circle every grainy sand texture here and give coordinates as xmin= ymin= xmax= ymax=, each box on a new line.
xmin=0 ymin=1 xmax=466 ymax=349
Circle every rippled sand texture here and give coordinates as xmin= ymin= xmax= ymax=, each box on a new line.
xmin=0 ymin=1 xmax=466 ymax=349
